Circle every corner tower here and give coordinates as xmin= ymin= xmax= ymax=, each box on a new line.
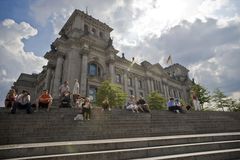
xmin=44 ymin=9 xmax=118 ymax=99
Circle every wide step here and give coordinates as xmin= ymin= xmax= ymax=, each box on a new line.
xmin=131 ymin=148 xmax=240 ymax=160
xmin=1 ymin=132 xmax=240 ymax=160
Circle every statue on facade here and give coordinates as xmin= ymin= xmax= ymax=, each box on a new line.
xmin=107 ymin=37 xmax=113 ymax=47
xmin=50 ymin=43 xmax=57 ymax=52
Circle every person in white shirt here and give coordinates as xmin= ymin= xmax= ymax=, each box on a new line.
xmin=126 ymin=95 xmax=139 ymax=113
xmin=59 ymin=81 xmax=70 ymax=97
xmin=72 ymin=79 xmax=80 ymax=105
xmin=72 ymin=79 xmax=79 ymax=95
xmin=11 ymin=90 xmax=32 ymax=114
xmin=192 ymin=93 xmax=201 ymax=111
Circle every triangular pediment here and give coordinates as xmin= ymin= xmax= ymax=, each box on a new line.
xmin=150 ymin=63 xmax=168 ymax=76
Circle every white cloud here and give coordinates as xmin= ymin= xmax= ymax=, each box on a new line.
xmin=198 ymin=0 xmax=230 ymax=16
xmin=231 ymin=91 xmax=240 ymax=100
xmin=27 ymin=0 xmax=240 ymax=100
xmin=0 ymin=19 xmax=47 ymax=106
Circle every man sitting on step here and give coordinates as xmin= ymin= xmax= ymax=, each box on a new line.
xmin=167 ymin=97 xmax=184 ymax=113
xmin=11 ymin=90 xmax=32 ymax=114
xmin=36 ymin=89 xmax=53 ymax=112
xmin=136 ymin=96 xmax=151 ymax=113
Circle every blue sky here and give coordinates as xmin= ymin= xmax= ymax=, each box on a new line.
xmin=0 ymin=0 xmax=54 ymax=56
xmin=0 ymin=0 xmax=240 ymax=106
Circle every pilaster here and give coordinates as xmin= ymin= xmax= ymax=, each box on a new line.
xmin=52 ymin=53 xmax=64 ymax=98
xmin=80 ymin=45 xmax=90 ymax=96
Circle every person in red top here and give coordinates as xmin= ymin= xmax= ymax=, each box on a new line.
xmin=36 ymin=90 xmax=53 ymax=112
xmin=5 ymin=88 xmax=17 ymax=110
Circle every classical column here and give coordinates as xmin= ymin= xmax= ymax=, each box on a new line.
xmin=164 ymin=85 xmax=168 ymax=99
xmin=166 ymin=85 xmax=170 ymax=99
xmin=44 ymin=68 xmax=52 ymax=90
xmin=147 ymin=78 xmax=152 ymax=94
xmin=53 ymin=55 xmax=64 ymax=98
xmin=182 ymin=86 xmax=188 ymax=103
xmin=134 ymin=77 xmax=139 ymax=98
xmin=151 ymin=79 xmax=155 ymax=92
xmin=160 ymin=79 xmax=163 ymax=93
xmin=123 ymin=70 xmax=128 ymax=93
xmin=67 ymin=49 xmax=81 ymax=89
xmin=80 ymin=52 xmax=88 ymax=96
xmin=109 ymin=61 xmax=115 ymax=83
xmin=177 ymin=90 xmax=181 ymax=99
xmin=49 ymin=72 xmax=54 ymax=94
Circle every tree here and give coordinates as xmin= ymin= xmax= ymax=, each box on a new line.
xmin=211 ymin=88 xmax=228 ymax=111
xmin=228 ymin=98 xmax=240 ymax=112
xmin=147 ymin=92 xmax=167 ymax=110
xmin=96 ymin=81 xmax=127 ymax=108
xmin=191 ymin=83 xmax=211 ymax=108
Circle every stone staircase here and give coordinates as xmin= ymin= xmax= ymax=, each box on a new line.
xmin=0 ymin=108 xmax=240 ymax=159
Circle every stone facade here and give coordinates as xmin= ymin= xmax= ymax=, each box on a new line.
xmin=14 ymin=9 xmax=192 ymax=104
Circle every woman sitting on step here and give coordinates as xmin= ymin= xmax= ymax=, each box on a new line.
xmin=82 ymin=97 xmax=92 ymax=120
xmin=126 ymin=95 xmax=143 ymax=113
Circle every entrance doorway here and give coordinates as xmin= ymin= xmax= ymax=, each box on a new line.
xmin=88 ymin=86 xmax=97 ymax=102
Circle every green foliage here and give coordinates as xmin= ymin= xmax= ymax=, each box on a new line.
xmin=147 ymin=92 xmax=167 ymax=110
xmin=191 ymin=83 xmax=211 ymax=107
xmin=96 ymin=81 xmax=127 ymax=108
xmin=211 ymin=88 xmax=228 ymax=111
xmin=227 ymin=98 xmax=240 ymax=112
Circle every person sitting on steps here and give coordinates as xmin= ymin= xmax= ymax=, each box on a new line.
xmin=60 ymin=91 xmax=71 ymax=108
xmin=5 ymin=88 xmax=17 ymax=111
xmin=102 ymin=97 xmax=111 ymax=111
xmin=11 ymin=90 xmax=32 ymax=114
xmin=136 ymin=96 xmax=151 ymax=113
xmin=82 ymin=97 xmax=92 ymax=120
xmin=126 ymin=95 xmax=142 ymax=113
xmin=167 ymin=97 xmax=184 ymax=113
xmin=36 ymin=89 xmax=53 ymax=112
xmin=59 ymin=81 xmax=70 ymax=99
xmin=72 ymin=79 xmax=80 ymax=106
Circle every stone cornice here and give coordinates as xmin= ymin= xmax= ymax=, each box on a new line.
xmin=106 ymin=59 xmax=115 ymax=64
xmin=57 ymin=51 xmax=65 ymax=58
xmin=44 ymin=51 xmax=57 ymax=60
xmin=105 ymin=46 xmax=119 ymax=54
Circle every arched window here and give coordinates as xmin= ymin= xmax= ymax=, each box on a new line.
xmin=92 ymin=28 xmax=96 ymax=35
xmin=88 ymin=63 xmax=101 ymax=77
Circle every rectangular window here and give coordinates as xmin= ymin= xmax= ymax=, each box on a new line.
xmin=88 ymin=64 xmax=97 ymax=76
xmin=139 ymin=92 xmax=143 ymax=97
xmin=129 ymin=90 xmax=133 ymax=95
xmin=169 ymin=88 xmax=172 ymax=97
xmin=179 ymin=92 xmax=182 ymax=99
xmin=174 ymin=90 xmax=177 ymax=98
xmin=138 ymin=80 xmax=142 ymax=89
xmin=116 ymin=74 xmax=121 ymax=83
xmin=128 ymin=77 xmax=133 ymax=86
